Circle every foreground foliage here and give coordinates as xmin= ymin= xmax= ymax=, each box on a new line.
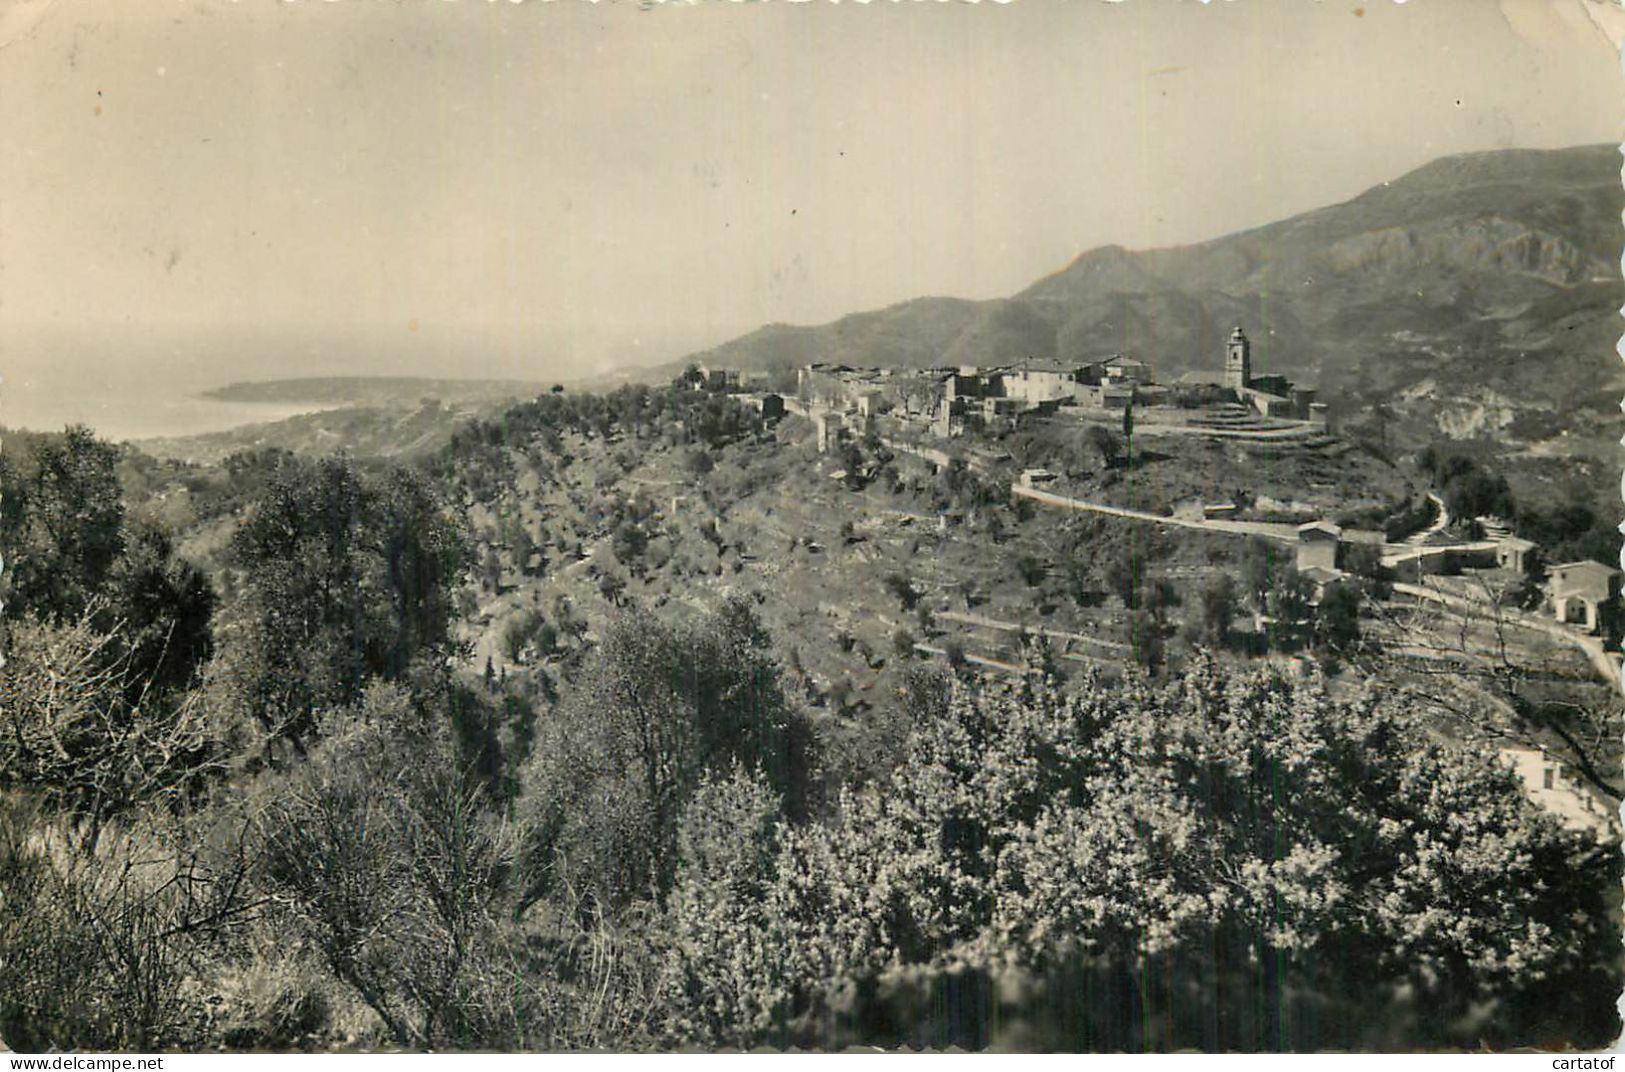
xmin=0 ymin=415 xmax=1617 ymax=1053
xmin=658 ymin=659 xmax=1619 ymax=1050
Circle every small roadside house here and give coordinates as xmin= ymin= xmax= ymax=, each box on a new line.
xmin=1295 ymin=521 xmax=1342 ymax=575
xmin=1548 ymin=560 xmax=1621 ymax=634
xmin=1496 ymin=535 xmax=1537 ymax=575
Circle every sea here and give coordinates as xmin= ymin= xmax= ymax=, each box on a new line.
xmin=2 ymin=364 xmax=336 ymax=445
xmin=0 ymin=327 xmax=528 ymax=445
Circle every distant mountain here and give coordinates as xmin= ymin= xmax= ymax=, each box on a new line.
xmin=203 ymin=376 xmax=548 ymax=408
xmin=673 ymin=144 xmax=1622 ymax=445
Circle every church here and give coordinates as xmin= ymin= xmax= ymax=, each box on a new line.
xmin=1180 ymin=325 xmax=1322 ymax=421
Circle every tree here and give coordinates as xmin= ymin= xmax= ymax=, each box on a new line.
xmin=1085 ymin=425 xmax=1121 ymax=470
xmin=0 ymin=611 xmax=224 ymax=843
xmin=1443 ymin=469 xmax=1513 ymax=525
xmin=1105 ymin=548 xmax=1151 ymax=609
xmin=103 ymin=518 xmax=216 ymax=702
xmin=1126 ymin=608 xmax=1165 ymax=674
xmin=1143 ymin=576 xmax=1180 ymax=628
xmin=612 ymin=519 xmax=649 ymax=570
xmin=598 ymin=569 xmax=626 ymax=606
xmin=1340 ymin=540 xmax=1388 ymax=594
xmin=1265 ymin=567 xmax=1315 ymax=651
xmin=0 ymin=426 xmax=126 ymax=623
xmin=0 ymin=797 xmax=258 ymax=1051
xmin=657 ymin=766 xmax=789 ymax=1048
xmin=1191 ymin=574 xmax=1237 ymax=648
xmin=258 ymin=686 xmax=531 ymax=1049
xmin=501 ymin=607 xmax=548 ymax=665
xmin=520 ymin=598 xmax=816 ymax=912
xmin=224 ymin=455 xmax=466 ymax=748
xmin=1240 ymin=537 xmax=1284 ymax=609
xmin=883 ymin=572 xmax=921 ymax=611
xmin=1314 ymin=581 xmax=1362 ymax=653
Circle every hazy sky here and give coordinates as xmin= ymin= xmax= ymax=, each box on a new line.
xmin=1 ymin=0 xmax=1621 ymax=385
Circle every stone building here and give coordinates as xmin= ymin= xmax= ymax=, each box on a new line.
xmin=697 ymin=365 xmax=741 ymax=393
xmin=1103 ymin=355 xmax=1154 ymax=386
xmin=1499 ymin=746 xmax=1614 ymax=837
xmin=1548 ymin=560 xmax=1621 ymax=634
xmin=1496 ymin=535 xmax=1537 ymax=575
xmin=1072 ymin=383 xmax=1132 ymax=411
xmin=1224 ymin=326 xmax=1251 ymax=392
xmin=1002 ymin=364 xmax=1082 ymax=405
xmin=1182 ymin=326 xmax=1319 ymax=419
xmin=1295 ymin=521 xmax=1342 ymax=576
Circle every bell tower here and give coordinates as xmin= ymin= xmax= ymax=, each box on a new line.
xmin=1224 ymin=326 xmax=1251 ymax=392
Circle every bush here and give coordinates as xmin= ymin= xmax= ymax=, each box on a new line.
xmin=0 ymin=799 xmax=256 ymax=1052
xmin=258 ymin=688 xmax=531 ymax=1050
xmin=883 ymin=572 xmax=921 ymax=611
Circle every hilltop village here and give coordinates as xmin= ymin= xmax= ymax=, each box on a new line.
xmin=793 ymin=325 xmax=1323 ymax=438
xmin=673 ymin=327 xmax=1621 ymax=835
xmin=691 ymin=325 xmax=1615 ymax=636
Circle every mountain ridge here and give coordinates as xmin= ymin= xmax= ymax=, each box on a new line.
xmin=670 ymin=143 xmax=1622 ymax=438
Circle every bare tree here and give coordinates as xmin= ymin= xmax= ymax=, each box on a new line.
xmin=0 ymin=607 xmax=226 ymax=850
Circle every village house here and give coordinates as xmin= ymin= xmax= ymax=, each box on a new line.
xmin=1072 ymin=383 xmax=1133 ymax=411
xmin=697 ymin=365 xmax=741 ymax=393
xmin=1293 ymin=521 xmax=1384 ymax=591
xmin=1102 ymin=355 xmax=1154 ymax=386
xmin=1499 ymin=746 xmax=1614 ymax=838
xmin=813 ymin=410 xmax=844 ymax=454
xmin=793 ymin=321 xmax=1323 ymax=441
xmin=1002 ymin=363 xmax=1084 ymax=406
xmin=1548 ymin=560 xmax=1621 ymax=634
xmin=798 ymin=363 xmax=865 ymax=410
xmin=1496 ymin=534 xmax=1538 ymax=574
xmin=1295 ymin=520 xmax=1342 ymax=575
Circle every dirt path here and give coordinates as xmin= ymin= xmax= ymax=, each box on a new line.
xmin=1392 ymin=580 xmax=1621 ymax=691
xmin=1401 ymin=491 xmax=1450 ymax=546
xmin=935 ymin=609 xmax=1131 ymax=652
xmin=1011 ymin=483 xmax=1302 ymax=542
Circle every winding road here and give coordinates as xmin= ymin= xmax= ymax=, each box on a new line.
xmin=1391 ymin=580 xmax=1621 ymax=691
xmin=1014 ymin=481 xmax=1622 ymax=693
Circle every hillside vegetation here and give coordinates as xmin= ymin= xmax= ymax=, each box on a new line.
xmin=2 ymin=144 xmax=1621 ymax=1053
xmin=137 ymin=400 xmax=509 ymax=465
